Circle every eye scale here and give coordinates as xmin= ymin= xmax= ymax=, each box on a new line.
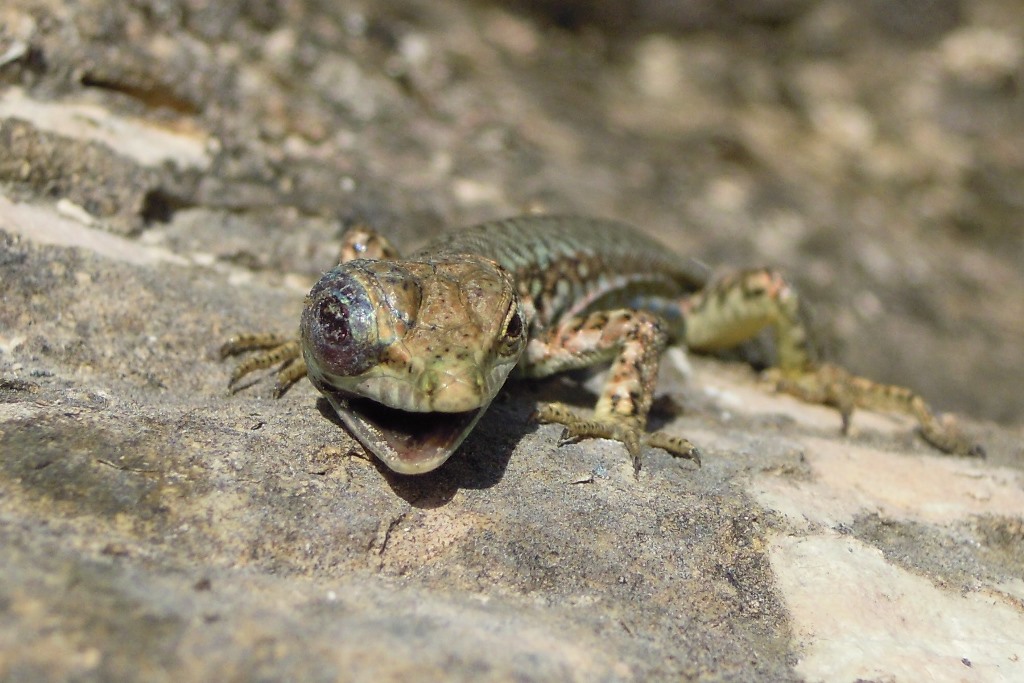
xmin=223 ymin=215 xmax=983 ymax=475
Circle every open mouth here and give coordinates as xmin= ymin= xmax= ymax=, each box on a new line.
xmin=322 ymin=391 xmax=490 ymax=475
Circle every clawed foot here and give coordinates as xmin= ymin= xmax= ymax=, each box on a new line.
xmin=220 ymin=333 xmax=306 ymax=397
xmin=766 ymin=363 xmax=985 ymax=458
xmin=533 ymin=402 xmax=702 ymax=476
xmin=919 ymin=412 xmax=986 ymax=458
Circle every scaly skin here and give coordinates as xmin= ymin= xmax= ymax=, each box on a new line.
xmin=222 ymin=215 xmax=983 ymax=475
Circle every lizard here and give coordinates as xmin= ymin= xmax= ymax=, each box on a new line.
xmin=221 ymin=215 xmax=983 ymax=475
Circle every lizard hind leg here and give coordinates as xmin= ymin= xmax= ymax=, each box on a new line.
xmin=774 ymin=363 xmax=985 ymax=457
xmin=682 ymin=268 xmax=815 ymax=373
xmin=681 ymin=268 xmax=982 ymax=457
xmin=526 ymin=309 xmax=702 ymax=475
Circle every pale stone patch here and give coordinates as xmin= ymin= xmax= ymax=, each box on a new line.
xmin=751 ymin=437 xmax=1024 ymax=528
xmin=671 ymin=357 xmax=1024 ymax=680
xmin=772 ymin=534 xmax=1024 ymax=683
xmin=992 ymin=579 xmax=1024 ymax=604
xmin=940 ymin=27 xmax=1023 ymax=88
xmin=0 ymin=194 xmax=188 ymax=267
xmin=0 ymin=334 xmax=26 ymax=355
xmin=0 ymin=87 xmax=212 ymax=170
xmin=724 ymin=358 xmax=1024 ymax=682
xmin=0 ymin=195 xmax=310 ymax=294
xmin=759 ymin=456 xmax=1024 ymax=679
xmin=452 ymin=177 xmax=506 ymax=206
xmin=55 ymin=198 xmax=98 ymax=226
xmin=0 ymin=402 xmax=44 ymax=422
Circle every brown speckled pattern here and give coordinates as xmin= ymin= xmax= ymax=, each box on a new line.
xmin=224 ymin=215 xmax=984 ymax=473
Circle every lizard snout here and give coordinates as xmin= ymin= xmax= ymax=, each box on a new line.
xmin=301 ymin=267 xmax=384 ymax=379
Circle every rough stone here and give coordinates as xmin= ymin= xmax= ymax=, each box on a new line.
xmin=2 ymin=0 xmax=1022 ymax=680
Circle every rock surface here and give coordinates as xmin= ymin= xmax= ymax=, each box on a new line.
xmin=1 ymin=1 xmax=1023 ymax=681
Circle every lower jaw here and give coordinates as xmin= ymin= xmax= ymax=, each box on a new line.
xmin=325 ymin=392 xmax=490 ymax=475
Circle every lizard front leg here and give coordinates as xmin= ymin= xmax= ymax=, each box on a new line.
xmin=526 ymin=309 xmax=701 ymax=474
xmin=682 ymin=268 xmax=983 ymax=456
xmin=221 ymin=225 xmax=399 ymax=394
xmin=221 ymin=333 xmax=304 ymax=396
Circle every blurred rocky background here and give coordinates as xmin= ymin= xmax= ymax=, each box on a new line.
xmin=2 ymin=0 xmax=1021 ymax=422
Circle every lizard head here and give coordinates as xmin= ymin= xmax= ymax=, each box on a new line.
xmin=300 ymin=255 xmax=526 ymax=474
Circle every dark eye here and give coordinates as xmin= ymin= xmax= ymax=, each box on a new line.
xmin=504 ymin=310 xmax=523 ymax=339
xmin=497 ymin=307 xmax=525 ymax=358
xmin=301 ymin=267 xmax=380 ymax=376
